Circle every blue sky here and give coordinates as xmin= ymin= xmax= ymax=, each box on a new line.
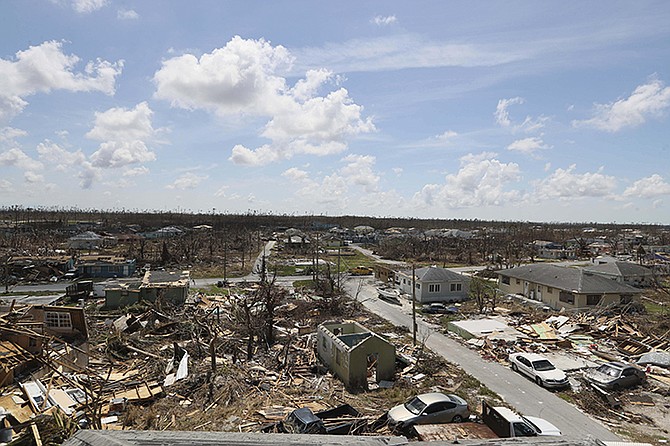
xmin=2 ymin=1 xmax=670 ymax=223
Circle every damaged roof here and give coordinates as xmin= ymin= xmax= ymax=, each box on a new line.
xmin=497 ymin=264 xmax=641 ymax=294
xmin=583 ymin=261 xmax=652 ymax=277
xmin=398 ymin=266 xmax=466 ymax=282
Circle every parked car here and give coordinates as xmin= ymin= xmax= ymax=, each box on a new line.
xmin=349 ymin=266 xmax=373 ymax=276
xmin=387 ymin=392 xmax=470 ymax=428
xmin=421 ymin=303 xmax=458 ymax=314
xmin=508 ymin=353 xmax=569 ymax=388
xmin=585 ymin=361 xmax=646 ymax=390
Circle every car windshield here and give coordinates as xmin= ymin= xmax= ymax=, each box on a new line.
xmin=532 ymin=360 xmax=555 ymax=371
xmin=596 ymin=365 xmax=621 ymax=377
xmin=404 ymin=396 xmax=427 ymax=415
xmin=520 ymin=417 xmax=541 ymax=434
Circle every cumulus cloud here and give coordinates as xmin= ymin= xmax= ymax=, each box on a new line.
xmin=166 ymin=172 xmax=209 ymax=190
xmin=371 ymin=15 xmax=397 ymax=26
xmin=117 ymin=8 xmax=139 ymax=20
xmin=87 ymin=102 xmax=159 ymax=168
xmin=87 ymin=102 xmax=156 ymax=142
xmin=0 ymin=148 xmax=43 ymax=171
xmin=0 ymin=127 xmax=27 ymax=142
xmin=24 ymin=171 xmax=44 ymax=183
xmin=282 ymin=167 xmax=310 ymax=182
xmin=623 ymin=174 xmax=670 ymax=198
xmin=573 ymin=78 xmax=670 ymax=132
xmin=90 ymin=141 xmax=157 ymax=168
xmin=123 ymin=166 xmax=149 ymax=177
xmin=413 ymin=152 xmax=521 ymax=208
xmin=533 ymin=165 xmax=616 ymax=200
xmin=507 ymin=136 xmax=549 ymax=156
xmin=0 ymin=40 xmax=122 ymax=122
xmin=153 ymin=36 xmax=374 ymax=166
xmin=36 ymin=140 xmax=86 ymax=170
xmin=339 ymin=154 xmax=379 ymax=192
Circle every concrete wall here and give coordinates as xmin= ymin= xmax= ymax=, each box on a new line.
xmin=317 ymin=322 xmax=395 ymax=390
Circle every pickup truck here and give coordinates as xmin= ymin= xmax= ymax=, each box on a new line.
xmin=412 ymin=400 xmax=561 ymax=440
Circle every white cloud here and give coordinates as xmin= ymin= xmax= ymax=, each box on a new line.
xmin=123 ymin=166 xmax=149 ymax=177
xmin=71 ymin=0 xmax=108 ymax=13
xmin=214 ymin=185 xmax=229 ymax=197
xmin=87 ymin=102 xmax=160 ymax=169
xmin=0 ymin=179 xmax=13 ymax=193
xmin=573 ymin=78 xmax=670 ymax=132
xmin=436 ymin=130 xmax=458 ymax=141
xmin=86 ymin=102 xmax=156 ymax=142
xmin=494 ymin=97 xmax=523 ymax=127
xmin=24 ymin=171 xmax=44 ymax=183
xmin=36 ymin=140 xmax=86 ymax=170
xmin=90 ymin=141 xmax=157 ymax=168
xmin=533 ymin=165 xmax=616 ymax=200
xmin=166 ymin=172 xmax=209 ymax=190
xmin=154 ymin=36 xmax=375 ymax=166
xmin=292 ymin=35 xmax=528 ymax=74
xmin=117 ymin=8 xmax=139 ymax=20
xmin=0 ymin=41 xmax=122 ymax=122
xmin=0 ymin=148 xmax=43 ymax=171
xmin=78 ymin=161 xmax=99 ymax=189
xmin=371 ymin=15 xmax=397 ymax=26
xmin=507 ymin=136 xmax=549 ymax=156
xmin=339 ymin=154 xmax=379 ymax=192
xmin=623 ymin=174 xmax=670 ymax=198
xmin=494 ymin=97 xmax=547 ymax=132
xmin=393 ymin=167 xmax=403 ymax=175
xmin=282 ymin=167 xmax=310 ymax=182
xmin=413 ymin=152 xmax=521 ymax=208
xmin=0 ymin=127 xmax=27 ymax=142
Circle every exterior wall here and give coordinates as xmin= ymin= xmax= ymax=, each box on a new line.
xmin=26 ymin=306 xmax=88 ymax=340
xmin=397 ymin=276 xmax=469 ymax=303
xmin=79 ymin=260 xmax=136 ymax=278
xmin=498 ymin=274 xmax=635 ymax=311
xmin=316 ymin=322 xmax=395 ymax=390
xmin=348 ymin=336 xmax=395 ymax=389
xmin=105 ymin=289 xmax=141 ymax=309
xmin=140 ymin=286 xmax=187 ymax=306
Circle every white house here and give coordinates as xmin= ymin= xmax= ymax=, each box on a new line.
xmin=395 ymin=265 xmax=470 ymax=303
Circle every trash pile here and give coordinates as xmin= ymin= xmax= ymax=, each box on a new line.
xmin=0 ymin=282 xmax=486 ymax=444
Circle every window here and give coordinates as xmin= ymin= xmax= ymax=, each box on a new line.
xmin=547 ymin=287 xmax=553 ymax=294
xmin=450 ymin=283 xmax=462 ymax=292
xmin=428 ymin=284 xmax=441 ymax=293
xmin=45 ymin=311 xmax=72 ymax=329
xmin=516 ymin=279 xmax=521 ymax=285
xmin=586 ymin=295 xmax=601 ymax=306
xmin=559 ymin=292 xmax=574 ymax=304
xmin=502 ymin=276 xmax=510 ymax=285
xmin=415 ymin=283 xmax=420 ymax=289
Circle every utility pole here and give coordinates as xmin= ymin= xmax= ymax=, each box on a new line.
xmin=412 ymin=263 xmax=417 ymax=345
xmin=337 ymin=238 xmax=341 ymax=290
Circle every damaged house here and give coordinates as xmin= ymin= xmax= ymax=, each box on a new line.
xmin=104 ymin=270 xmax=190 ymax=309
xmin=0 ymin=305 xmax=89 ymax=387
xmin=496 ymin=264 xmax=642 ymax=311
xmin=316 ymin=321 xmax=395 ymax=390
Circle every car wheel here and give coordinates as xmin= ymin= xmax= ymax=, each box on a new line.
xmin=511 ymin=363 xmax=518 ymax=372
xmin=535 ymin=376 xmax=543 ymax=387
xmin=452 ymin=415 xmax=463 ymax=423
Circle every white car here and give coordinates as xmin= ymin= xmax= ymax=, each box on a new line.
xmin=509 ymin=352 xmax=569 ymax=389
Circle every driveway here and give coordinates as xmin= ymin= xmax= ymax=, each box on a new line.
xmin=343 ymin=276 xmax=621 ymax=442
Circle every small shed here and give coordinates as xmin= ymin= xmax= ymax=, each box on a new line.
xmin=317 ymin=321 xmax=395 ymax=390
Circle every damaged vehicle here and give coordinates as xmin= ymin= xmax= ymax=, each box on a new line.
xmin=387 ymin=392 xmax=470 ymax=429
xmin=585 ymin=361 xmax=646 ymax=390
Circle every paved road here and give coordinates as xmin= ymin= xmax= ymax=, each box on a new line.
xmin=343 ymin=276 xmax=620 ymax=442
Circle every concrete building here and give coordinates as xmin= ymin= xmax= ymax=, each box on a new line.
xmin=104 ymin=270 xmax=190 ymax=309
xmin=317 ymin=321 xmax=395 ymax=390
